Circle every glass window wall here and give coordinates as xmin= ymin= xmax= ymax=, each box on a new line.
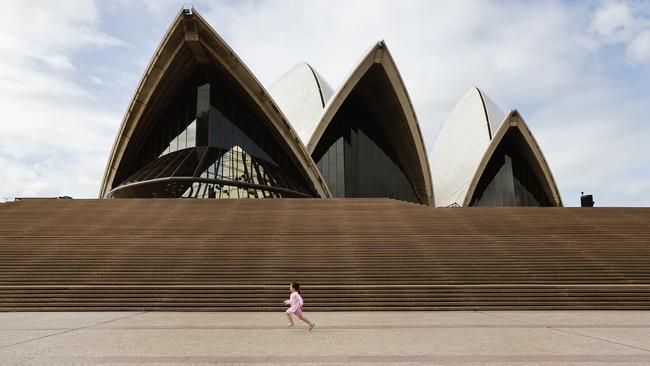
xmin=470 ymin=131 xmax=552 ymax=206
xmin=112 ymin=65 xmax=313 ymax=198
xmin=313 ymin=96 xmax=419 ymax=203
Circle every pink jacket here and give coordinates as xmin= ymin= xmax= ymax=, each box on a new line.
xmin=283 ymin=291 xmax=303 ymax=312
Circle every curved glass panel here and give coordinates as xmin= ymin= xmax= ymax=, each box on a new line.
xmin=199 ymin=146 xmax=287 ymax=190
xmin=470 ymin=131 xmax=552 ymax=207
xmin=111 ymin=145 xmax=305 ymax=198
xmin=108 ymin=180 xmax=292 ymax=199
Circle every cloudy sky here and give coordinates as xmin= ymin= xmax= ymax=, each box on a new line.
xmin=0 ymin=0 xmax=649 ymax=206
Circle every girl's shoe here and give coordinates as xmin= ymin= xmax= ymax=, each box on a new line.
xmin=309 ymin=323 xmax=315 ymax=331
xmin=287 ymin=324 xmax=294 ymax=328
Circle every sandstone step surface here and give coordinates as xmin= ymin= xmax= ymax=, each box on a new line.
xmin=0 ymin=198 xmax=649 ymax=311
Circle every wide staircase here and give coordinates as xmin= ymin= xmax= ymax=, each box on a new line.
xmin=0 ymin=198 xmax=649 ymax=311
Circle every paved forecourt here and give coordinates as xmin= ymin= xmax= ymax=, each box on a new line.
xmin=1 ymin=311 xmax=650 ymax=365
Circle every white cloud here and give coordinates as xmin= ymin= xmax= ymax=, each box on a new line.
xmin=589 ymin=0 xmax=636 ymax=41
xmin=89 ymin=75 xmax=104 ymax=85
xmin=626 ymin=29 xmax=650 ymax=63
xmin=201 ymin=1 xmax=590 ymax=141
xmin=588 ymin=0 xmax=650 ymax=64
xmin=0 ymin=0 xmax=121 ymax=200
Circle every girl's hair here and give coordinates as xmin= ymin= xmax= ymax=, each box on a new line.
xmin=290 ymin=282 xmax=301 ymax=294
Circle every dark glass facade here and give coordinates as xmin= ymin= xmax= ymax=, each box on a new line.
xmin=470 ymin=130 xmax=552 ymax=207
xmin=109 ymin=66 xmax=312 ymax=198
xmin=312 ymin=91 xmax=419 ymax=203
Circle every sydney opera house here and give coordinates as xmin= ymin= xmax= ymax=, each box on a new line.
xmin=100 ymin=8 xmax=559 ymax=208
xmin=2 ymin=7 xmax=648 ymax=312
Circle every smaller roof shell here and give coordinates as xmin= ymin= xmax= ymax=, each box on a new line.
xmin=463 ymin=110 xmax=563 ymax=207
xmin=431 ymin=87 xmax=506 ymax=207
xmin=268 ymin=63 xmax=333 ymax=145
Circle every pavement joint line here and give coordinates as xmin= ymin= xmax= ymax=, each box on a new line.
xmin=478 ymin=311 xmax=650 ymax=354
xmin=6 ymin=324 xmax=646 ymax=330
xmin=0 ymin=328 xmax=66 ymax=351
xmin=3 ymin=354 xmax=650 ymax=364
xmin=1 ymin=329 xmax=71 ymax=331
xmin=551 ymin=327 xmax=650 ymax=354
xmin=0 ymin=311 xmax=147 ymax=350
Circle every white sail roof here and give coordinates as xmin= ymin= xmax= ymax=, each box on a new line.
xmin=430 ymin=87 xmax=506 ymax=207
xmin=100 ymin=10 xmax=332 ymax=199
xmin=482 ymin=91 xmax=506 ymax=137
xmin=269 ymin=63 xmax=333 ymax=145
xmin=431 ymin=87 xmax=562 ymax=207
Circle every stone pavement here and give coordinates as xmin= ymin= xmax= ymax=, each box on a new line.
xmin=0 ymin=311 xmax=649 ymax=365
